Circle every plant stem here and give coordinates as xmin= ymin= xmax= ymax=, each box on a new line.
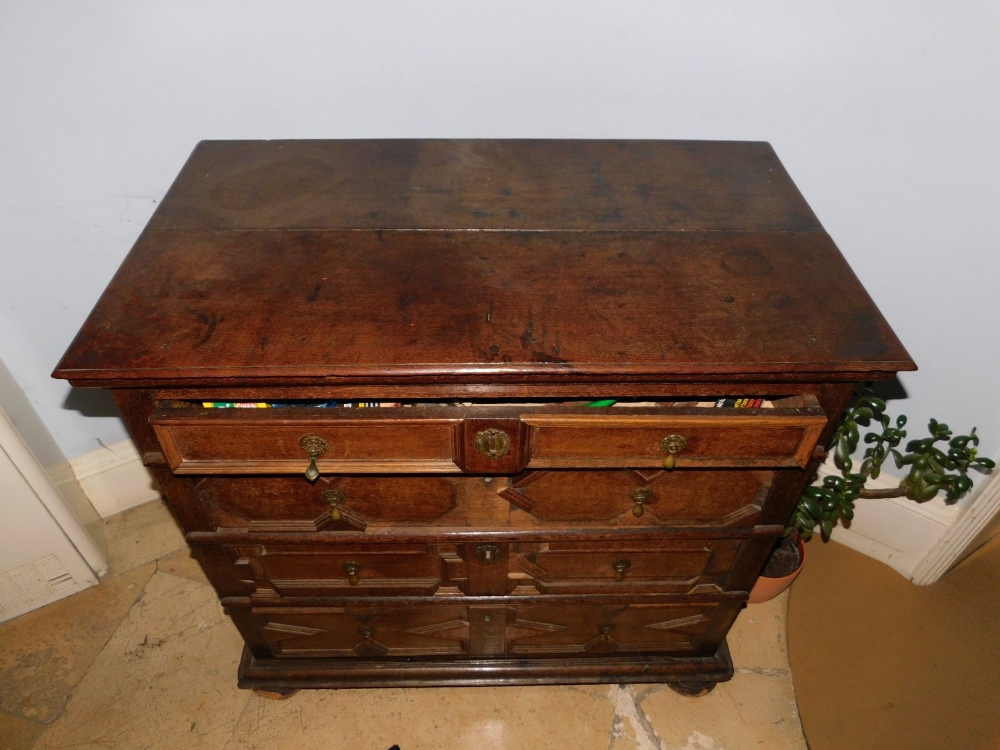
xmin=858 ymin=487 xmax=908 ymax=499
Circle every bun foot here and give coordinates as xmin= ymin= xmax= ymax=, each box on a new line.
xmin=667 ymin=680 xmax=718 ymax=697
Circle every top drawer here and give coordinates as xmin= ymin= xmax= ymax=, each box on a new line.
xmin=150 ymin=397 xmax=826 ymax=476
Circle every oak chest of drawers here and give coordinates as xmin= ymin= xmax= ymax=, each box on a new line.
xmin=54 ymin=139 xmax=914 ymax=694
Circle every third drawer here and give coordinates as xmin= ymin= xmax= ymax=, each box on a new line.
xmin=193 ymin=535 xmax=769 ymax=600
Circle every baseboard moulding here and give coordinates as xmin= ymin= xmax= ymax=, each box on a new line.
xmin=69 ymin=439 xmax=161 ymax=519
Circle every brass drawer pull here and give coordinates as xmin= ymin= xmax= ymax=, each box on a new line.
xmin=299 ymin=435 xmax=329 ymax=481
xmin=660 ymin=434 xmax=687 ymax=470
xmin=629 ymin=488 xmax=652 ymax=517
xmin=612 ymin=558 xmax=632 ymax=582
xmin=322 ymin=489 xmax=346 ymax=521
xmin=358 ymin=626 xmax=375 ymax=649
xmin=598 ymin=624 xmax=614 ymax=642
xmin=474 ymin=428 xmax=512 ymax=459
xmin=342 ymin=561 xmax=363 ymax=586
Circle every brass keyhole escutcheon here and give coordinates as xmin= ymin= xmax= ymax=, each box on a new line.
xmin=598 ymin=623 xmax=614 ymax=641
xmin=322 ymin=489 xmax=346 ymax=521
xmin=475 ymin=543 xmax=502 ymax=565
xmin=299 ymin=435 xmax=329 ymax=482
xmin=474 ymin=428 xmax=512 ymax=459
xmin=612 ymin=558 xmax=632 ymax=582
xmin=343 ymin=561 xmax=363 ymax=586
xmin=629 ymin=488 xmax=653 ymax=517
xmin=660 ymin=434 xmax=687 ymax=470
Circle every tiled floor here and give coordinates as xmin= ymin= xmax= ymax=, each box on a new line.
xmin=1 ymin=501 xmax=806 ymax=750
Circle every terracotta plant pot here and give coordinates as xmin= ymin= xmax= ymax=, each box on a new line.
xmin=749 ymin=540 xmax=806 ymax=604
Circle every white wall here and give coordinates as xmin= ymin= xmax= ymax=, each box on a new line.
xmin=2 ymin=2 xmax=999 ymax=475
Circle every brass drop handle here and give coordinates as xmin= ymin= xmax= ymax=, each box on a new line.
xmin=629 ymin=488 xmax=652 ymax=517
xmin=322 ymin=489 xmax=346 ymax=521
xmin=660 ymin=434 xmax=687 ymax=470
xmin=358 ymin=625 xmax=375 ymax=648
xmin=343 ymin=561 xmax=363 ymax=586
xmin=612 ymin=558 xmax=632 ymax=582
xmin=598 ymin=623 xmax=614 ymax=642
xmin=299 ymin=435 xmax=329 ymax=482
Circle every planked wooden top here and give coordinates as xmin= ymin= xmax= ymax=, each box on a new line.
xmin=54 ymin=140 xmax=914 ymax=386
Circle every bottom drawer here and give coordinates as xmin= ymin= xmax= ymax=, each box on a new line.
xmin=231 ymin=599 xmax=743 ymax=660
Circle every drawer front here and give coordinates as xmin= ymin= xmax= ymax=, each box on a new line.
xmin=238 ymin=600 xmax=738 ymax=659
xmin=214 ymin=537 xmax=749 ymax=601
xmin=524 ymin=413 xmax=826 ymax=469
xmin=150 ymin=401 xmax=825 ymax=476
xmin=511 ymin=539 xmax=743 ymax=595
xmin=197 ymin=475 xmax=462 ymax=531
xmin=249 ymin=604 xmax=472 ymax=659
xmin=152 ymin=414 xmax=459 ymax=474
xmin=501 ymin=468 xmax=768 ymax=527
xmin=500 ymin=601 xmax=733 ymax=656
xmin=229 ymin=543 xmax=454 ymax=598
xmin=191 ymin=469 xmax=770 ymax=535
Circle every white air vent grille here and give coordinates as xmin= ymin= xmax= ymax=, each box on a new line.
xmin=0 ymin=555 xmax=77 ymax=614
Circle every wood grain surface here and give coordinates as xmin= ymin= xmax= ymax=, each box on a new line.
xmin=53 ymin=140 xmax=914 ymax=385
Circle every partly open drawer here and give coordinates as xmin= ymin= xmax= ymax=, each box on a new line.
xmin=150 ymin=396 xmax=826 ymax=476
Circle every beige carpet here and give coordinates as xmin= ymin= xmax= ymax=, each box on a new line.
xmin=788 ymin=535 xmax=1000 ymax=749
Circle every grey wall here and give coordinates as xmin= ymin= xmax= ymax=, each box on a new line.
xmin=2 ymin=2 xmax=998 ymax=481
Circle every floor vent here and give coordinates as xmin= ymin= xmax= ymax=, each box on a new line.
xmin=0 ymin=555 xmax=77 ymax=614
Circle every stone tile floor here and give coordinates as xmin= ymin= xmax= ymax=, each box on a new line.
xmin=0 ymin=501 xmax=806 ymax=750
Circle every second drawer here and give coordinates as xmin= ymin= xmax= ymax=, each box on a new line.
xmin=193 ymin=468 xmax=771 ymax=532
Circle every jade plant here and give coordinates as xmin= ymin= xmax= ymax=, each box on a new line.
xmin=787 ymin=392 xmax=996 ymax=543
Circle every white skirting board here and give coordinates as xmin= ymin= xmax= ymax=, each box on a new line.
xmin=69 ymin=440 xmax=161 ymax=518
xmin=814 ymin=456 xmax=1000 ymax=584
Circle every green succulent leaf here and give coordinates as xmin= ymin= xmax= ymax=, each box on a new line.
xmin=858 ymin=396 xmax=886 ymax=412
xmin=835 ymin=438 xmax=853 ymax=471
xmin=790 ymin=402 xmax=993 ymax=544
xmin=821 ymin=519 xmax=834 ymax=540
xmin=801 ymin=496 xmax=822 ymax=519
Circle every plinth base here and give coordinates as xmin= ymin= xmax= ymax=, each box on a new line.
xmin=237 ymin=640 xmax=733 ymax=692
